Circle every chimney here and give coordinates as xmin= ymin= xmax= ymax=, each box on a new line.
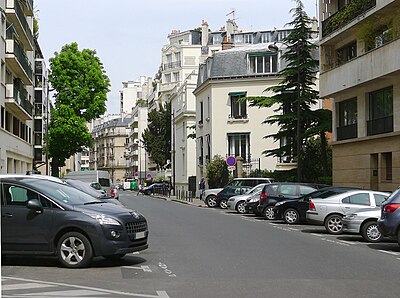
xmin=221 ymin=36 xmax=234 ymax=51
xmin=201 ymin=20 xmax=209 ymax=46
xmin=226 ymin=19 xmax=238 ymax=41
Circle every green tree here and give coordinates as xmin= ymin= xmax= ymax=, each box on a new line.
xmin=206 ymin=155 xmax=229 ymax=188
xmin=142 ymin=102 xmax=171 ymax=170
xmin=48 ymin=42 xmax=110 ymax=176
xmin=246 ymin=0 xmax=331 ymax=181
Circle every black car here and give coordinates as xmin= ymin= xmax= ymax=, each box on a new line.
xmin=257 ymin=182 xmax=326 ymax=219
xmin=141 ymin=183 xmax=169 ymax=195
xmin=274 ymin=186 xmax=360 ymax=224
xmin=378 ymin=187 xmax=400 ymax=247
xmin=1 ymin=176 xmax=149 ymax=268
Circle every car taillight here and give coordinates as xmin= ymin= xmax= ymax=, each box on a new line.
xmin=383 ymin=204 xmax=400 ymax=213
xmin=309 ymin=200 xmax=316 ymax=211
xmin=259 ymin=192 xmax=267 ymax=203
xmin=111 ymin=188 xmax=116 ymax=197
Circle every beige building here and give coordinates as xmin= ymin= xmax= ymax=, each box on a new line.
xmin=319 ymin=0 xmax=400 ymax=191
xmin=119 ymin=77 xmax=153 ymax=114
xmin=89 ymin=114 xmax=131 ymax=184
xmin=0 ymin=0 xmax=35 ymax=174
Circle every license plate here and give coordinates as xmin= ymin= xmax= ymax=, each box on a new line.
xmin=134 ymin=232 xmax=146 ymax=239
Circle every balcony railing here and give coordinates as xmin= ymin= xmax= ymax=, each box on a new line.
xmin=6 ymin=39 xmax=33 ymax=81
xmin=6 ymin=83 xmax=33 ymax=118
xmin=367 ymin=116 xmax=393 ymax=136
xmin=337 ymin=123 xmax=357 ymax=141
xmin=6 ymin=0 xmax=34 ymax=48
xmin=163 ymin=61 xmax=181 ymax=70
xmin=322 ymin=0 xmax=376 ymax=37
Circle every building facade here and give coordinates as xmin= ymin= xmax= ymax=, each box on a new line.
xmin=0 ymin=0 xmax=35 ymax=174
xmin=319 ymin=0 xmax=400 ymax=191
xmin=89 ymin=114 xmax=131 ymax=184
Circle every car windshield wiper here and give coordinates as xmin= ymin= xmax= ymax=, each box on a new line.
xmin=84 ymin=201 xmax=103 ymax=205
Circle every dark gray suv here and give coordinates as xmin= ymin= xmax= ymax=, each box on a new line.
xmin=1 ymin=176 xmax=149 ymax=268
xmin=378 ymin=187 xmax=400 ymax=247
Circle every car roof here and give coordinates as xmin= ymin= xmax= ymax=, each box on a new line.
xmin=0 ymin=174 xmax=64 ymax=184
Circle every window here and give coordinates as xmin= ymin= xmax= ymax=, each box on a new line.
xmin=367 ymin=86 xmax=393 ymax=135
xmin=173 ymin=72 xmax=180 ymax=82
xmin=337 ymin=41 xmax=357 ymax=66
xmin=299 ymin=186 xmax=317 ymax=196
xmin=229 ymin=92 xmax=247 ymax=119
xmin=382 ymin=152 xmax=392 ymax=181
xmin=249 ymin=53 xmax=278 ymax=73
xmin=13 ymin=116 xmax=19 ymax=136
xmin=164 ymin=73 xmax=171 ymax=83
xmin=1 ymin=106 xmax=4 ymax=129
xmin=199 ymin=101 xmax=203 ymax=124
xmin=342 ymin=193 xmax=370 ymax=206
xmin=261 ymin=32 xmax=271 ymax=43
xmin=374 ymin=194 xmax=388 ymax=207
xmin=280 ymin=185 xmax=297 ymax=196
xmin=244 ymin=34 xmax=253 ymax=44
xmin=228 ymin=133 xmax=250 ymax=163
xmin=3 ymin=184 xmax=52 ymax=207
xmin=337 ymin=98 xmax=357 ymax=140
xmin=198 ymin=137 xmax=204 ymax=165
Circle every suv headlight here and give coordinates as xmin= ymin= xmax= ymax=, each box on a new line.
xmin=84 ymin=213 xmax=121 ymax=226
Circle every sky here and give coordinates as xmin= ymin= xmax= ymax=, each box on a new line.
xmin=35 ymin=0 xmax=318 ymax=114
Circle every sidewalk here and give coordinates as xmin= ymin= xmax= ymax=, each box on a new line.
xmin=152 ymin=193 xmax=207 ymax=208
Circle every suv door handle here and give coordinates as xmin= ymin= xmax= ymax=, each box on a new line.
xmin=3 ymin=213 xmax=13 ymax=218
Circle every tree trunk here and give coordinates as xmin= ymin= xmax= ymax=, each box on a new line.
xmin=51 ymin=161 xmax=60 ymax=177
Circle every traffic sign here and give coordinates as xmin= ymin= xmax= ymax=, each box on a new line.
xmin=226 ymin=156 xmax=237 ymax=166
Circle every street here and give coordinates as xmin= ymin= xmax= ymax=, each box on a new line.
xmin=2 ymin=191 xmax=400 ymax=298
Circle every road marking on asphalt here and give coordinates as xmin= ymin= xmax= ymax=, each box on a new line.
xmin=2 ymin=277 xmax=170 ymax=298
xmin=122 ymin=265 xmax=152 ymax=272
xmin=378 ymin=250 xmax=400 ymax=256
xmin=2 ymin=283 xmax=55 ymax=291
xmin=338 ymin=240 xmax=356 ymax=245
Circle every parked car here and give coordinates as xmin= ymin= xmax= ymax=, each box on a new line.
xmin=274 ymin=187 xmax=359 ymax=224
xmin=343 ymin=208 xmax=383 ymax=242
xmin=216 ymin=178 xmax=275 ymax=209
xmin=257 ymin=183 xmax=324 ymax=219
xmin=110 ymin=183 xmax=120 ymax=199
xmin=244 ymin=193 xmax=264 ymax=216
xmin=64 ymin=179 xmax=123 ymax=207
xmin=227 ymin=183 xmax=268 ymax=214
xmin=307 ymin=190 xmax=389 ymax=234
xmin=141 ymin=183 xmax=169 ymax=195
xmin=64 ymin=170 xmax=111 ymax=195
xmin=378 ymin=187 xmax=400 ymax=247
xmin=203 ymin=188 xmax=223 ymax=207
xmin=0 ymin=175 xmax=149 ymax=268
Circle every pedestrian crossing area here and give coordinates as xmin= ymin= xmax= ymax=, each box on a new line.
xmin=2 ymin=277 xmax=169 ymax=298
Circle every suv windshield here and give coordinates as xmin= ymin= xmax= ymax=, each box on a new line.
xmin=24 ymin=179 xmax=102 ymax=205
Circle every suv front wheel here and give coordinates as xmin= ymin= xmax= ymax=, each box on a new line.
xmin=264 ymin=206 xmax=275 ymax=220
xmin=57 ymin=232 xmax=93 ymax=268
xmin=206 ymin=195 xmax=217 ymax=208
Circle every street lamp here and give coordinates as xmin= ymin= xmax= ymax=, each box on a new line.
xmin=136 ymin=140 xmax=147 ymax=184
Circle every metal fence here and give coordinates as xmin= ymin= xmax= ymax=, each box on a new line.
xmin=175 ymin=190 xmax=195 ymax=203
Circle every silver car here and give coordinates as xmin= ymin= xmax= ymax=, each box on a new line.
xmin=342 ymin=208 xmax=383 ymax=243
xmin=227 ymin=184 xmax=267 ymax=214
xmin=203 ymin=188 xmax=223 ymax=207
xmin=306 ymin=190 xmax=389 ymax=234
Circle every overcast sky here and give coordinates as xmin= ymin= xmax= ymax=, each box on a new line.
xmin=35 ymin=0 xmax=318 ymax=114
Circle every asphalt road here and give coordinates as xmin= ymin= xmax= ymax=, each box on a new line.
xmin=2 ymin=191 xmax=400 ymax=298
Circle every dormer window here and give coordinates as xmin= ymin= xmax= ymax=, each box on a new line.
xmin=248 ymin=53 xmax=278 ymax=74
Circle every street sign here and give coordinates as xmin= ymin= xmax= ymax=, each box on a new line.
xmin=226 ymin=156 xmax=237 ymax=166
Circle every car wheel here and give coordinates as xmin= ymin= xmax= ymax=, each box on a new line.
xmin=103 ymin=253 xmax=126 ymax=260
xmin=325 ymin=214 xmax=343 ymax=235
xmin=236 ymin=201 xmax=246 ymax=214
xmin=57 ymin=232 xmax=93 ymax=268
xmin=361 ymin=221 xmax=383 ymax=243
xmin=264 ymin=206 xmax=275 ymax=220
xmin=283 ymin=208 xmax=300 ymax=224
xmin=219 ymin=199 xmax=228 ymax=209
xmin=206 ymin=195 xmax=217 ymax=208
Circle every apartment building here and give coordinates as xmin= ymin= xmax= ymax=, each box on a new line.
xmin=319 ymin=0 xmax=400 ymax=191
xmin=194 ymin=43 xmax=291 ymax=184
xmin=0 ymin=0 xmax=35 ymax=174
xmin=89 ymin=114 xmax=131 ymax=184
xmin=119 ymin=76 xmax=153 ymax=114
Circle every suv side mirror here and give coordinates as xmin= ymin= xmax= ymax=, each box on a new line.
xmin=26 ymin=199 xmax=43 ymax=214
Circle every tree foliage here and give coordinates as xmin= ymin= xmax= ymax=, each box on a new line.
xmin=48 ymin=42 xmax=110 ymax=176
xmin=245 ymin=0 xmax=332 ymax=181
xmin=206 ymin=155 xmax=229 ymax=188
xmin=142 ymin=102 xmax=171 ymax=170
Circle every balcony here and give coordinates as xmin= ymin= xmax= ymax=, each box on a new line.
xmin=320 ymin=37 xmax=400 ymax=97
xmin=5 ymin=39 xmax=33 ymax=85
xmin=322 ymin=0 xmax=376 ymax=38
xmin=337 ymin=124 xmax=358 ymax=141
xmin=163 ymin=61 xmax=182 ymax=70
xmin=5 ymin=83 xmax=33 ymax=120
xmin=5 ymin=0 xmax=34 ymax=50
xmin=367 ymin=116 xmax=393 ymax=136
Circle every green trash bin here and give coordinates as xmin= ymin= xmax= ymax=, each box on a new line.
xmin=130 ymin=181 xmax=137 ymax=190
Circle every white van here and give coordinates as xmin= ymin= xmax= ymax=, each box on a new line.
xmin=64 ymin=170 xmax=111 ymax=193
